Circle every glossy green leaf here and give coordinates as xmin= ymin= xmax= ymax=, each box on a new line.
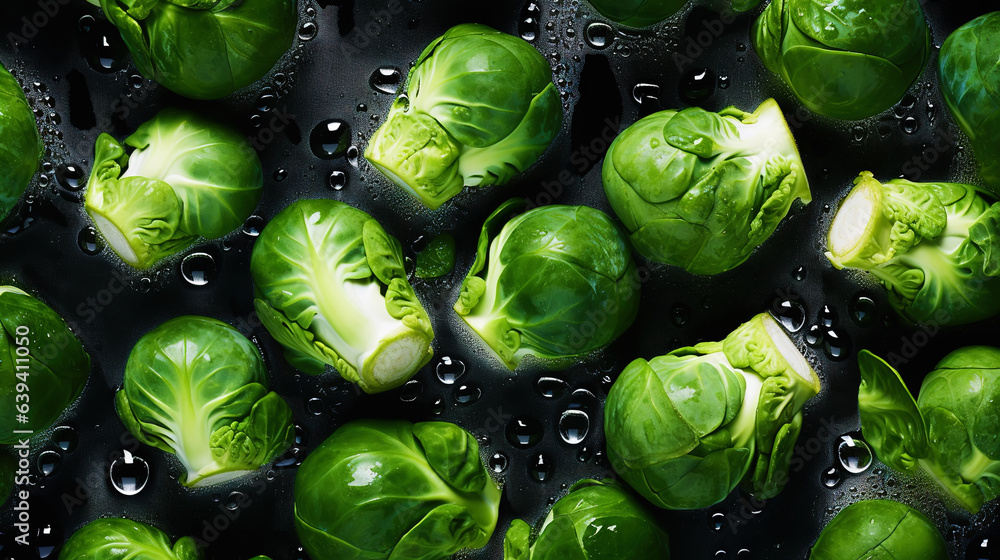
xmin=586 ymin=0 xmax=688 ymax=27
xmin=59 ymin=517 xmax=203 ymax=560
xmin=809 ymin=500 xmax=948 ymax=560
xmin=415 ymin=234 xmax=456 ymax=279
xmin=857 ymin=350 xmax=927 ymax=473
xmin=0 ymin=61 xmax=42 ymax=222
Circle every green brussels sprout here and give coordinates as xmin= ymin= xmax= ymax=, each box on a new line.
xmin=605 ymin=312 xmax=821 ymax=510
xmin=859 ymin=347 xmax=1000 ymax=513
xmin=939 ymin=12 xmax=1000 ymax=194
xmin=115 ymin=315 xmax=294 ymax=487
xmin=59 ymin=517 xmax=202 ymax=560
xmin=0 ymin=286 xmax=90 ymax=445
xmin=602 ymin=99 xmax=810 ymax=275
xmin=0 ymin=61 xmax=42 ymax=222
xmin=751 ymin=0 xmax=930 ymax=120
xmin=293 ymin=419 xmax=501 ymax=560
xmin=84 ymin=108 xmax=263 ymax=269
xmin=98 ymin=0 xmax=297 ymax=100
xmin=251 ymin=199 xmax=434 ymax=393
xmin=0 ymin=449 xmax=13 ymax=506
xmin=365 ymin=23 xmax=562 ymax=209
xmin=503 ymin=479 xmax=670 ymax=559
xmin=809 ymin=500 xmax=948 ymax=560
xmin=585 ymin=0 xmax=688 ymax=27
xmin=826 ymin=172 xmax=1000 ymax=326
xmin=454 ymin=199 xmax=640 ymax=370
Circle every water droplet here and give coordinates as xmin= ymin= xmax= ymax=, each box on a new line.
xmin=824 ymin=329 xmax=850 ymax=361
xmin=454 ymin=384 xmax=481 ymax=405
xmin=489 ymin=452 xmax=509 ymax=473
xmin=55 ymin=163 xmax=85 ymax=191
xmin=822 ymin=466 xmax=843 ymax=488
xmin=435 ymin=356 xmax=466 ymax=384
xmin=718 ymin=75 xmax=730 ymax=89
xmin=670 ymin=304 xmax=690 ymax=327
xmin=851 ymin=125 xmax=866 ymax=142
xmin=519 ymin=2 xmax=541 ymax=41
xmin=805 ymin=324 xmax=823 ymax=348
xmin=36 ymin=524 xmax=57 ymax=559
xmin=536 ymin=376 xmax=570 ymax=398
xmin=223 ymin=491 xmax=245 ymax=511
xmin=306 ymin=397 xmax=326 ymax=415
xmin=792 ymin=266 xmax=806 ymax=281
xmin=711 ymin=512 xmax=726 ymax=531
xmin=969 ymin=535 xmax=1000 ymax=559
xmin=52 ymin=426 xmax=78 ymax=452
xmin=531 ymin=453 xmax=551 ymax=482
xmin=716 ymin=551 xmax=727 ymax=558
xmin=558 ymin=410 xmax=589 ymax=444
xmin=273 ymin=168 xmax=288 ymax=182
xmin=577 ymin=446 xmax=592 ymax=462
xmin=78 ymin=226 xmax=102 ymax=255
xmin=109 ymin=450 xmax=150 ymax=495
xmin=567 ymin=388 xmax=598 ymax=412
xmin=632 ymin=82 xmax=660 ymax=105
xmin=901 ymin=116 xmax=919 ymax=134
xmin=837 ymin=435 xmax=873 ymax=474
xmin=257 ymin=91 xmax=277 ymax=113
xmin=138 ymin=277 xmax=152 ymax=293
xmin=328 ymin=170 xmax=347 ymax=190
xmin=298 ymin=21 xmax=318 ymax=41
xmin=242 ymin=215 xmax=266 ymax=237
xmin=399 ymin=381 xmax=420 ymax=403
xmin=180 ymin=252 xmax=216 ymax=286
xmin=848 ymin=296 xmax=876 ymax=327
xmin=820 ymin=305 xmax=836 ymax=328
xmin=431 ymin=397 xmax=445 ymax=415
xmin=309 ymin=119 xmax=352 ymax=159
xmin=369 ymin=67 xmax=403 ymax=94
xmin=737 ymin=550 xmax=751 ymax=559
xmin=506 ymin=417 xmax=543 ymax=448
xmin=85 ymin=30 xmax=128 ymax=74
xmin=770 ymin=299 xmax=805 ymax=332
xmin=679 ymin=68 xmax=716 ymax=103
xmin=584 ymin=22 xmax=613 ymax=49
xmin=346 ymin=146 xmax=360 ymax=167
xmin=37 ymin=450 xmax=61 ymax=477
xmin=274 ymin=447 xmax=305 ymax=468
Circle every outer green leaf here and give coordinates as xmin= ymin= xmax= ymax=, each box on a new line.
xmin=251 ymin=199 xmax=434 ymax=393
xmin=586 ymin=0 xmax=688 ymax=27
xmin=0 ymin=61 xmax=42 ymax=222
xmin=857 ymin=350 xmax=928 ymax=473
xmin=415 ymin=234 xmax=456 ymax=279
xmin=58 ymin=517 xmax=203 ymax=560
xmin=503 ymin=520 xmax=532 ymax=560
xmin=809 ymin=500 xmax=949 ymax=560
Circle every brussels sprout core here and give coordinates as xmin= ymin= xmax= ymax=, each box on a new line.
xmin=826 ymin=178 xmax=880 ymax=263
xmin=763 ymin=313 xmax=817 ymax=390
xmin=88 ymin=209 xmax=140 ymax=265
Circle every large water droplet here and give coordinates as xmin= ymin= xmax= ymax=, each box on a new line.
xmin=180 ymin=252 xmax=216 ymax=286
xmin=820 ymin=305 xmax=836 ymax=328
xmin=369 ymin=67 xmax=403 ymax=94
xmin=632 ymin=83 xmax=661 ymax=105
xmin=328 ymin=170 xmax=347 ymax=191
xmin=52 ymin=426 xmax=78 ymax=452
xmin=821 ymin=466 xmax=842 ymax=488
xmin=306 ymin=397 xmax=326 ymax=415
xmin=309 ymin=119 xmax=352 ymax=159
xmin=558 ymin=410 xmax=589 ymax=444
xmin=36 ymin=524 xmax=57 ymax=559
xmin=298 ymin=21 xmax=318 ymax=41
xmin=274 ymin=447 xmax=304 ymax=468
xmin=823 ymin=329 xmax=850 ymax=361
xmin=848 ymin=296 xmax=877 ymax=327
xmin=109 ymin=450 xmax=150 ymax=495
xmin=536 ymin=376 xmax=570 ymax=398
xmin=37 ymin=451 xmax=62 ymax=477
xmin=901 ymin=116 xmax=919 ymax=134
xmin=711 ymin=512 xmax=726 ymax=531
xmin=805 ymin=324 xmax=823 ymax=348
xmin=242 ymin=215 xmax=266 ymax=237
xmin=567 ymin=388 xmax=598 ymax=412
xmin=584 ymin=22 xmax=613 ymax=49
xmin=506 ymin=417 xmax=543 ymax=448
xmin=531 ymin=453 xmax=551 ymax=482
xmin=837 ymin=435 xmax=873 ymax=474
xmin=489 ymin=452 xmax=508 ymax=473
xmin=56 ymin=164 xmax=85 ymax=191
xmin=771 ymin=299 xmax=805 ymax=332
xmin=679 ymin=68 xmax=716 ymax=103
xmin=78 ymin=226 xmax=102 ymax=255
xmin=225 ymin=491 xmax=246 ymax=511
xmin=435 ymin=356 xmax=466 ymax=384
xmin=83 ymin=27 xmax=128 ymax=74
xmin=399 ymin=379 xmax=422 ymax=402
xmin=454 ymin=384 xmax=481 ymax=405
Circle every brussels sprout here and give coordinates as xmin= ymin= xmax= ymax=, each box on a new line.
xmin=939 ymin=12 xmax=1000 ymax=194
xmin=98 ymin=0 xmax=297 ymax=100
xmin=602 ymin=99 xmax=810 ymax=275
xmin=84 ymin=108 xmax=263 ymax=269
xmin=751 ymin=0 xmax=930 ymax=120
xmin=454 ymin=199 xmax=640 ymax=370
xmin=585 ymin=0 xmax=687 ymax=27
xmin=0 ymin=449 xmax=13 ymax=506
xmin=859 ymin=347 xmax=1000 ymax=513
xmin=605 ymin=312 xmax=821 ymax=510
xmin=0 ymin=61 xmax=42 ymax=222
xmin=293 ymin=419 xmax=501 ymax=560
xmin=809 ymin=500 xmax=948 ymax=560
xmin=115 ymin=316 xmax=294 ymax=487
xmin=251 ymin=199 xmax=434 ymax=393
xmin=365 ymin=24 xmax=562 ymax=209
xmin=59 ymin=517 xmax=201 ymax=560
xmin=826 ymin=172 xmax=1000 ymax=326
xmin=0 ymin=286 xmax=90 ymax=444
xmin=503 ymin=479 xmax=671 ymax=559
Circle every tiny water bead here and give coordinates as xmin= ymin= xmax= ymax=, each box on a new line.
xmin=435 ymin=355 xmax=466 ymax=384
xmin=519 ymin=1 xmax=541 ymax=42
xmin=306 ymin=397 xmax=326 ymax=415
xmin=584 ymin=22 xmax=613 ymax=49
xmin=771 ymin=298 xmax=806 ymax=332
xmin=431 ymin=397 xmax=445 ymax=415
xmin=369 ymin=67 xmax=404 ymax=95
xmin=837 ymin=435 xmax=873 ymax=474
xmin=346 ymin=145 xmax=360 ymax=166
xmin=577 ymin=446 xmax=592 ymax=462
xmin=901 ymin=116 xmax=919 ymax=134
xmin=489 ymin=452 xmax=509 ymax=474
xmin=530 ymin=454 xmax=551 ymax=482
xmin=711 ymin=512 xmax=726 ymax=531
xmin=454 ymin=383 xmax=481 ymax=405
xmin=536 ymin=376 xmax=570 ymax=398
xmin=51 ymin=426 xmax=78 ymax=452
xmin=848 ymin=296 xmax=877 ymax=327
xmin=820 ymin=304 xmax=836 ymax=328
xmin=506 ymin=417 xmax=543 ymax=448
xmin=632 ymin=82 xmax=661 ymax=105
xmin=821 ymin=466 xmax=843 ymax=488
xmin=109 ymin=450 xmax=150 ymax=496
xmin=558 ymin=410 xmax=589 ymax=444
xmin=298 ymin=21 xmax=318 ymax=41
xmin=180 ymin=252 xmax=217 ymax=286
xmin=273 ymin=168 xmax=288 ymax=182
xmin=36 ymin=525 xmax=58 ymax=559
xmin=309 ymin=119 xmax=352 ymax=159
xmin=55 ymin=163 xmax=85 ymax=191
xmin=78 ymin=226 xmax=102 ymax=255
xmin=804 ymin=324 xmax=823 ymax=348
xmin=792 ymin=266 xmax=806 ymax=281
xmin=328 ymin=170 xmax=347 ymax=190
xmin=37 ymin=450 xmax=62 ymax=477
xmin=225 ymin=491 xmax=246 ymax=511
xmin=400 ymin=380 xmax=424 ymax=403
xmin=823 ymin=329 xmax=850 ymax=361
